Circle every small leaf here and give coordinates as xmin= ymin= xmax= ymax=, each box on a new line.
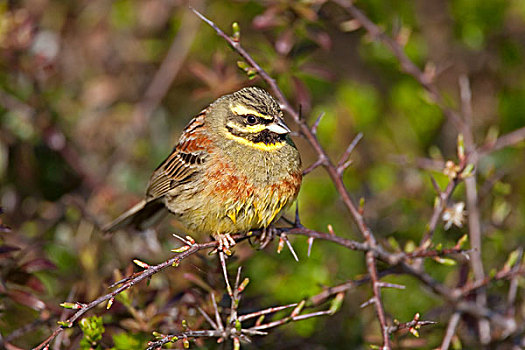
xmin=171 ymin=245 xmax=190 ymax=253
xmin=246 ymin=68 xmax=257 ymax=80
xmin=133 ymin=259 xmax=149 ymax=269
xmin=404 ymin=240 xmax=416 ymax=253
xmin=232 ymin=22 xmax=240 ymax=41
xmin=461 ymin=163 xmax=475 ymax=178
xmin=58 ymin=320 xmax=73 ymax=327
xmin=233 ymin=337 xmax=240 ymax=350
xmin=456 ymin=234 xmax=468 ymax=249
xmin=409 ymin=327 xmax=420 ymax=337
xmin=504 ymin=249 xmax=521 ymax=270
xmin=434 ymin=257 xmax=456 ymax=266
xmin=255 ymin=314 xmax=265 ymax=326
xmin=359 ymin=197 xmax=365 ymax=213
xmin=329 ymin=292 xmax=345 ymax=315
xmin=60 ymin=302 xmax=82 ymax=310
xmin=152 ymin=331 xmax=163 ymax=339
xmin=238 ymin=278 xmax=250 ymax=293
xmin=457 ymin=134 xmax=465 ymax=160
xmin=277 ymin=236 xmax=285 ymax=254
xmin=388 ymin=237 xmax=400 ymax=251
xmin=291 ymin=300 xmax=305 ymax=317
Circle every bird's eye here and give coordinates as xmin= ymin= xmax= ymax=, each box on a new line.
xmin=246 ymin=115 xmax=258 ymax=125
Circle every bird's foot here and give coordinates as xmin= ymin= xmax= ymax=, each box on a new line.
xmin=215 ymin=233 xmax=236 ymax=255
xmin=259 ymin=226 xmax=277 ymax=250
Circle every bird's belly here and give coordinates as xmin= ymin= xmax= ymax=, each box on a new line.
xmin=174 ymin=175 xmax=300 ymax=236
xmin=176 ymin=191 xmax=288 ymax=236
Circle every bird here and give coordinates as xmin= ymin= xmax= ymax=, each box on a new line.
xmin=103 ymin=87 xmax=302 ymax=252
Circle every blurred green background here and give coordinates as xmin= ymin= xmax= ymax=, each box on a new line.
xmin=1 ymin=0 xmax=524 ymax=348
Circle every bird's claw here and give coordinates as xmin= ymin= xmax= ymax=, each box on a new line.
xmin=259 ymin=226 xmax=276 ymax=249
xmin=215 ymin=233 xmax=236 ymax=255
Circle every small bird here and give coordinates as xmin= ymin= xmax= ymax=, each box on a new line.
xmin=104 ymin=87 xmax=302 ymax=252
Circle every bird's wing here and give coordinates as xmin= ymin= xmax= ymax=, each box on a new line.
xmin=146 ymin=112 xmax=210 ymax=200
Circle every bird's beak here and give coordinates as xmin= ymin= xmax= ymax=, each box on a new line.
xmin=266 ymin=118 xmax=291 ymax=134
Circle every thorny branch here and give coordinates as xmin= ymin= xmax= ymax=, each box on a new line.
xmin=145 ymin=260 xmax=334 ymax=349
xmin=28 ymin=4 xmax=525 ymax=350
xmin=193 ymin=3 xmax=525 ymax=349
xmin=32 ymin=239 xmax=216 ymax=350
xmin=193 ymin=7 xmax=393 ymax=349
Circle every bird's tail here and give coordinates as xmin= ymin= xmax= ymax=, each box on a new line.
xmin=103 ymin=199 xmax=167 ymax=233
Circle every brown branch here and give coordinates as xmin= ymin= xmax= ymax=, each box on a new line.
xmin=131 ymin=4 xmax=202 ymax=135
xmin=386 ymin=313 xmax=437 ymax=336
xmin=147 ymin=258 xmax=333 ymax=350
xmin=419 ymin=171 xmax=462 ymax=247
xmin=478 ymin=126 xmax=525 ymax=155
xmin=440 ymin=312 xmax=461 ymax=350
xmin=192 ymin=8 xmax=392 ymax=348
xmin=332 ymin=0 xmax=465 ymax=133
xmin=32 ymin=238 xmax=220 ymax=350
xmin=459 ymin=75 xmax=491 ymax=344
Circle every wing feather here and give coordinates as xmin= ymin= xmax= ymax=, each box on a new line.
xmin=146 ymin=113 xmax=209 ymax=200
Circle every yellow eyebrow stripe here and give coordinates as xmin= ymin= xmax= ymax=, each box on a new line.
xmin=231 ymin=104 xmax=272 ymax=120
xmin=225 ymin=133 xmax=285 ymax=151
xmin=226 ymin=121 xmax=266 ymax=134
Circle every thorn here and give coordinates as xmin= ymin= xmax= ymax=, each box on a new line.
xmin=211 ymin=293 xmax=224 ymax=331
xmin=219 ymin=251 xmax=233 ymax=297
xmin=307 ymin=236 xmax=314 ymax=257
xmin=377 ymin=282 xmax=406 ymax=290
xmin=311 ymin=112 xmax=325 ymax=135
xmin=337 ymin=132 xmax=363 ymax=175
xmin=360 ymin=297 xmax=375 ymax=308
xmin=172 ymin=233 xmax=191 ymax=245
xmin=429 ymin=175 xmax=441 ymax=195
xmin=282 ymin=234 xmax=299 ymax=262
xmin=337 ymin=160 xmax=353 ymax=176
xmin=302 ymin=157 xmax=325 ymax=175
xmin=327 ymin=224 xmax=335 ymax=236
xmin=234 ymin=266 xmax=243 ymax=291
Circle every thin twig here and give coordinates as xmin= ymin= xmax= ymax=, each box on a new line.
xmin=440 ymin=312 xmax=461 ymax=350
xmin=219 ymin=251 xmax=233 ymax=297
xmin=32 ymin=238 xmax=220 ymax=350
xmin=337 ymin=132 xmax=363 ymax=175
xmin=332 ymin=0 xmax=465 ymax=134
xmin=459 ymin=75 xmax=490 ymax=344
